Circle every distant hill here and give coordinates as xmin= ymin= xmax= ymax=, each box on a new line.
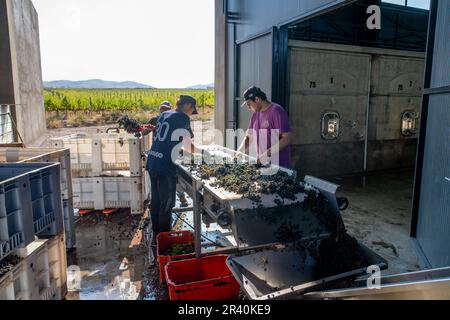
xmin=187 ymin=83 xmax=214 ymax=90
xmin=44 ymin=79 xmax=154 ymax=89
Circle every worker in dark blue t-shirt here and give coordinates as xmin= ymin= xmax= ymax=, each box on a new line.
xmin=146 ymin=95 xmax=206 ymax=237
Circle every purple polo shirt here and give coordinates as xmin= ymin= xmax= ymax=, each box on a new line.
xmin=247 ymin=103 xmax=292 ymax=168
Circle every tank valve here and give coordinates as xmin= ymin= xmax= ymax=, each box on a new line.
xmin=337 ymin=197 xmax=349 ymax=211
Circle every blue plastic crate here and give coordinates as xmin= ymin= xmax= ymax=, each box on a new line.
xmin=0 ymin=163 xmax=64 ymax=260
xmin=0 ymin=175 xmax=35 ymax=260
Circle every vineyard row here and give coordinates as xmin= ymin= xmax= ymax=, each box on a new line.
xmin=43 ymin=88 xmax=215 ymax=111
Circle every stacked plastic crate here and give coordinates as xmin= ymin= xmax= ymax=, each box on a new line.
xmin=0 ymin=148 xmax=76 ymax=249
xmin=51 ymin=131 xmax=150 ymax=216
xmin=0 ymin=234 xmax=67 ymax=300
xmin=0 ymin=163 xmax=68 ymax=300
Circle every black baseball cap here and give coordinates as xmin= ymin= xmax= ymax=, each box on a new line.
xmin=178 ymin=95 xmax=198 ymax=115
xmin=241 ymin=86 xmax=267 ymax=107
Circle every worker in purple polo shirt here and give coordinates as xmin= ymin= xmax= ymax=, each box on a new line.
xmin=237 ymin=86 xmax=293 ymax=168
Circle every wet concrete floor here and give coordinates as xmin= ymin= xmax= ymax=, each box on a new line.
xmin=331 ymin=169 xmax=422 ymax=275
xmin=65 ymin=210 xmax=165 ymax=300
xmin=62 ymin=166 xmax=422 ymax=299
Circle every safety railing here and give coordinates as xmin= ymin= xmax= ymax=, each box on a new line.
xmin=0 ymin=104 xmax=25 ymax=145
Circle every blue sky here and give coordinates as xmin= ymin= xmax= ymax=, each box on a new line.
xmin=31 ymin=0 xmax=215 ymax=88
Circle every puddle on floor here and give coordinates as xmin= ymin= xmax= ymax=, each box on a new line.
xmin=65 ymin=210 xmax=153 ymax=300
xmin=65 ymin=196 xmax=236 ymax=300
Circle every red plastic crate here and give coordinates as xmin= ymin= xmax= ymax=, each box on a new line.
xmin=156 ymin=231 xmax=196 ymax=283
xmin=165 ymin=255 xmax=241 ymax=301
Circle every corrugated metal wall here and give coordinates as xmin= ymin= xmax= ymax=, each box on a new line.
xmin=430 ymin=2 xmax=450 ymax=89
xmin=228 ymin=0 xmax=354 ymax=42
xmin=237 ymin=34 xmax=273 ymax=130
xmin=417 ymin=95 xmax=450 ymax=267
xmin=414 ymin=0 xmax=450 ymax=268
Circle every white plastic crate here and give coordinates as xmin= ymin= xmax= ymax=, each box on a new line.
xmin=73 ymin=176 xmax=145 ymax=215
xmin=0 ymin=242 xmax=45 ymax=300
xmin=0 ymin=273 xmax=14 ymax=300
xmin=0 ymin=147 xmax=73 ymax=200
xmin=0 ymin=258 xmax=34 ymax=300
xmin=0 ymin=234 xmax=67 ymax=300
xmin=34 ymin=243 xmax=51 ymax=299
xmin=46 ymin=234 xmax=68 ymax=300
xmin=51 ymin=132 xmax=150 ymax=177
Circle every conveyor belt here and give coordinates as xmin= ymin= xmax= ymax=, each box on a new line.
xmin=175 ymin=146 xmax=344 ymax=247
xmin=174 ymin=146 xmax=389 ymax=300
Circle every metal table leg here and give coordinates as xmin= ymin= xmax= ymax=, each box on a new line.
xmin=192 ymin=177 xmax=203 ymax=258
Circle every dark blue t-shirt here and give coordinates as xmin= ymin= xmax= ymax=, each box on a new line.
xmin=146 ymin=110 xmax=193 ymax=176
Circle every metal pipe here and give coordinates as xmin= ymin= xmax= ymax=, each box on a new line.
xmin=192 ymin=177 xmax=203 ymax=258
xmin=0 ymin=108 xmax=24 ymax=145
xmin=363 ymin=56 xmax=372 ymax=173
xmin=235 ymin=29 xmax=273 ymax=45
xmin=423 ymin=85 xmax=450 ymax=95
xmin=0 ymin=105 xmax=23 ymax=144
xmin=233 ymin=22 xmax=239 ymax=150
xmin=172 ymin=207 xmax=194 ymax=213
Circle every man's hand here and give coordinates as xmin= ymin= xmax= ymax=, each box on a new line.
xmin=140 ymin=124 xmax=156 ymax=137
xmin=258 ymin=151 xmax=271 ymax=166
xmin=143 ymin=124 xmax=156 ymax=131
xmin=233 ymin=152 xmax=245 ymax=163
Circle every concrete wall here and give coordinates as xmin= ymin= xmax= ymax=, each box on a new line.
xmin=0 ymin=0 xmax=15 ymax=105
xmin=289 ymin=43 xmax=371 ymax=177
xmin=288 ymin=41 xmax=424 ymax=177
xmin=0 ymin=0 xmax=46 ymax=145
xmin=367 ymin=54 xmax=424 ymax=171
